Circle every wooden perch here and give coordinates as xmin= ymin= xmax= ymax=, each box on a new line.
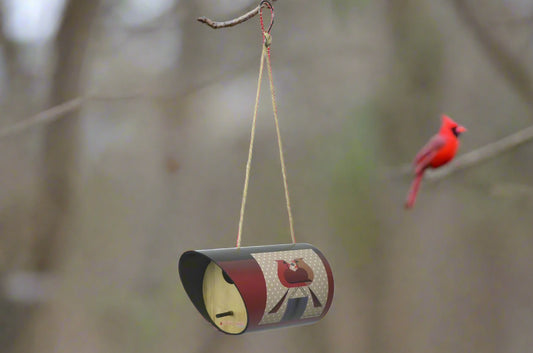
xmin=198 ymin=0 xmax=277 ymax=29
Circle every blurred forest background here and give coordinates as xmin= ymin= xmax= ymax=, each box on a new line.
xmin=1 ymin=0 xmax=533 ymax=352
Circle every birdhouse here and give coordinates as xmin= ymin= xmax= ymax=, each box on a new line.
xmin=178 ymin=243 xmax=334 ymax=334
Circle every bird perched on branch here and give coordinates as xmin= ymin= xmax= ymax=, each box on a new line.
xmin=405 ymin=115 xmax=467 ymax=209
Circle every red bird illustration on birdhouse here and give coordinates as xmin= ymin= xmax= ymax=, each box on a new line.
xmin=269 ymin=258 xmax=322 ymax=314
xmin=180 ymin=244 xmax=334 ymax=333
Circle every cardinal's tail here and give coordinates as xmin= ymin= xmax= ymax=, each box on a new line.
xmin=268 ymin=289 xmax=289 ymax=314
xmin=308 ymin=288 xmax=322 ymax=307
xmin=405 ymin=173 xmax=424 ymax=209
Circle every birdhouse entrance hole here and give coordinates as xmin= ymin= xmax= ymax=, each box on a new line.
xmin=203 ymin=261 xmax=248 ymax=334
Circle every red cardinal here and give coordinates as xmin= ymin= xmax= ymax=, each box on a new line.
xmin=268 ymin=259 xmax=322 ymax=314
xmin=275 ymin=260 xmax=311 ymax=288
xmin=405 ymin=115 xmax=466 ymax=209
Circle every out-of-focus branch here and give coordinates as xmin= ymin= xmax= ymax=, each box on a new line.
xmin=490 ymin=15 xmax=533 ymax=26
xmin=197 ymin=0 xmax=276 ymax=29
xmin=394 ymin=124 xmax=533 ymax=180
xmin=450 ymin=0 xmax=533 ymax=108
xmin=2 ymin=37 xmax=359 ymax=139
xmin=0 ymin=57 xmax=253 ymax=139
xmin=0 ymin=98 xmax=82 ymax=139
xmin=391 ymin=126 xmax=533 ymax=180
xmin=427 ymin=124 xmax=533 ymax=180
xmin=397 ymin=1 xmax=533 ymax=181
xmin=0 ymin=54 xmax=255 ymax=138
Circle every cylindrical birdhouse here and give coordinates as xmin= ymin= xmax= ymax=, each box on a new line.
xmin=178 ymin=243 xmax=334 ymax=334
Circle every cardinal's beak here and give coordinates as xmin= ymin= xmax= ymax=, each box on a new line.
xmin=456 ymin=125 xmax=467 ymax=133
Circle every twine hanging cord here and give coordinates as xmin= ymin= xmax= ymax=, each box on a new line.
xmin=236 ymin=1 xmax=296 ymax=247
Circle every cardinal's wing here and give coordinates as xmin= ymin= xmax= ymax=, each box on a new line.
xmin=285 ymin=268 xmax=311 ymax=283
xmin=413 ymin=135 xmax=445 ymax=174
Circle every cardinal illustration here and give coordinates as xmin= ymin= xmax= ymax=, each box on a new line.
xmin=268 ymin=258 xmax=322 ymax=314
xmin=293 ymin=258 xmax=313 ymax=281
xmin=405 ymin=114 xmax=466 ymax=209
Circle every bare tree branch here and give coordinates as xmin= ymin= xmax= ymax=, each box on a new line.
xmin=450 ymin=0 xmax=533 ymax=108
xmin=0 ymin=56 xmax=254 ymax=139
xmin=1 ymin=37 xmax=359 ymax=139
xmin=0 ymin=98 xmax=82 ymax=139
xmin=393 ymin=1 xmax=533 ymax=182
xmin=198 ymin=5 xmax=262 ymax=29
xmin=428 ymin=124 xmax=533 ymax=180
xmin=198 ymin=0 xmax=276 ymax=29
xmin=393 ymin=124 xmax=533 ymax=180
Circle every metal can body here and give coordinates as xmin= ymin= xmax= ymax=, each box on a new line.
xmin=178 ymin=243 xmax=334 ymax=334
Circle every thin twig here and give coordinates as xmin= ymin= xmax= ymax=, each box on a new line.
xmin=0 ymin=98 xmax=83 ymax=139
xmin=197 ymin=6 xmax=261 ymax=29
xmin=427 ymin=124 xmax=533 ymax=180
xmin=197 ymin=0 xmax=276 ymax=29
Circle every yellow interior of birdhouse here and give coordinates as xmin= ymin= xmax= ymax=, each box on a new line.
xmin=202 ymin=261 xmax=247 ymax=334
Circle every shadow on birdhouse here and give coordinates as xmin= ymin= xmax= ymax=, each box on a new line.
xmin=178 ymin=243 xmax=334 ymax=334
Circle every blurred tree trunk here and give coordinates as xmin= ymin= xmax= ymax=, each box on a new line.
xmin=377 ymin=0 xmax=444 ymax=160
xmin=36 ymin=0 xmax=100 ymax=271
xmin=157 ymin=2 xmax=216 ymax=349
xmin=447 ymin=2 xmax=533 ymax=352
xmin=11 ymin=1 xmax=100 ymax=352
xmin=160 ymin=0 xmax=205 ymax=162
xmin=0 ymin=7 xmax=59 ymax=353
xmin=372 ymin=2 xmax=445 ymax=353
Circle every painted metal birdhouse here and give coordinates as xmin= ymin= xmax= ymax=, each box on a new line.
xmin=178 ymin=243 xmax=334 ymax=334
